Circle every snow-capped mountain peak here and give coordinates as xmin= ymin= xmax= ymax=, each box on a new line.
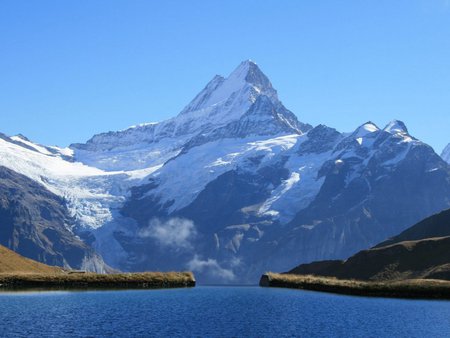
xmin=228 ymin=59 xmax=276 ymax=95
xmin=352 ymin=121 xmax=380 ymax=138
xmin=179 ymin=60 xmax=278 ymax=117
xmin=384 ymin=120 xmax=409 ymax=135
xmin=71 ymin=60 xmax=311 ymax=171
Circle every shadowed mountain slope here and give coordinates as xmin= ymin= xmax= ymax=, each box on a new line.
xmin=288 ymin=209 xmax=450 ymax=281
xmin=0 ymin=166 xmax=108 ymax=272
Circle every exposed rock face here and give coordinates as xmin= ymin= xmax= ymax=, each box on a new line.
xmin=0 ymin=166 xmax=109 ymax=272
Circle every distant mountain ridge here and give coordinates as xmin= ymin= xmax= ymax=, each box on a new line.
xmin=0 ymin=60 xmax=449 ymax=283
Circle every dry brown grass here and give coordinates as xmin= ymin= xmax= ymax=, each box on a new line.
xmin=0 ymin=246 xmax=63 ymax=274
xmin=0 ymin=271 xmax=195 ymax=290
xmin=0 ymin=245 xmax=195 ymax=289
xmin=261 ymin=273 xmax=450 ymax=299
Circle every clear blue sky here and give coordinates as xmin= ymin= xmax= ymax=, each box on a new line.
xmin=1 ymin=1 xmax=449 ymax=152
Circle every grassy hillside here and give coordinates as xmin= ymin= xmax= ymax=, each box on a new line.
xmin=0 ymin=245 xmax=62 ymax=274
xmin=0 ymin=244 xmax=195 ymax=289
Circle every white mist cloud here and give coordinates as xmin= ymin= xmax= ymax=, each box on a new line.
xmin=187 ymin=255 xmax=235 ymax=281
xmin=138 ymin=217 xmax=196 ymax=248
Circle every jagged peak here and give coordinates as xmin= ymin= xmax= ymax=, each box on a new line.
xmin=307 ymin=124 xmax=341 ymax=138
xmin=228 ymin=60 xmax=273 ymax=91
xmin=74 ymin=61 xmax=309 ymax=154
xmin=13 ymin=134 xmax=31 ymax=142
xmin=383 ymin=120 xmax=409 ymax=135
xmin=179 ymin=60 xmax=277 ymax=116
xmin=353 ymin=121 xmax=380 ymax=138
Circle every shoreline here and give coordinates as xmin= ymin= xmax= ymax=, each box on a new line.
xmin=0 ymin=272 xmax=196 ymax=290
xmin=260 ymin=273 xmax=450 ymax=300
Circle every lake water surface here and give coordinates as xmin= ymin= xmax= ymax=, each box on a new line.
xmin=0 ymin=286 xmax=449 ymax=337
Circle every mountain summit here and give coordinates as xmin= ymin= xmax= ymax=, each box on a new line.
xmin=71 ymin=60 xmax=311 ymax=170
xmin=173 ymin=59 xmax=300 ymax=136
xmin=179 ymin=60 xmax=278 ymax=116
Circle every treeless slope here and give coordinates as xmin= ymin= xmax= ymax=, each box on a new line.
xmin=0 ymin=245 xmax=62 ymax=274
xmin=288 ymin=236 xmax=450 ymax=281
xmin=287 ymin=209 xmax=450 ymax=282
xmin=376 ymin=208 xmax=450 ymax=248
xmin=0 ymin=245 xmax=196 ymax=290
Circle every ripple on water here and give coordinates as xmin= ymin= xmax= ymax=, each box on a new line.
xmin=0 ymin=286 xmax=449 ymax=337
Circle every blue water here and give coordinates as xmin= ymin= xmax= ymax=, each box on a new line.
xmin=0 ymin=286 xmax=449 ymax=337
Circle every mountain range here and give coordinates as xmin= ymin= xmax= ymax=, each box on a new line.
xmin=0 ymin=60 xmax=449 ymax=283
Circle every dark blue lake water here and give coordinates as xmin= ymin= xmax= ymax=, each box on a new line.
xmin=0 ymin=286 xmax=449 ymax=337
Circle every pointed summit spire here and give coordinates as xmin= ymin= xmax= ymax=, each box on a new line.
xmin=383 ymin=120 xmax=409 ymax=135
xmin=179 ymin=60 xmax=278 ymax=117
xmin=227 ymin=60 xmax=274 ymax=93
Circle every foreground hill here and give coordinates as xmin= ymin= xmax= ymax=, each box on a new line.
xmin=376 ymin=208 xmax=450 ymax=248
xmin=288 ymin=236 xmax=450 ymax=281
xmin=0 ymin=244 xmax=195 ymax=289
xmin=287 ymin=209 xmax=450 ymax=281
xmin=0 ymin=244 xmax=62 ymax=274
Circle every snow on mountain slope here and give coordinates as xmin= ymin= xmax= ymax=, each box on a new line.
xmin=126 ymin=120 xmax=422 ymax=227
xmin=442 ymin=143 xmax=450 ymax=164
xmin=71 ymin=60 xmax=311 ymax=171
xmin=143 ymin=134 xmax=302 ymax=214
xmin=0 ymin=134 xmax=155 ymax=230
xmin=118 ymin=117 xmax=450 ymax=283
